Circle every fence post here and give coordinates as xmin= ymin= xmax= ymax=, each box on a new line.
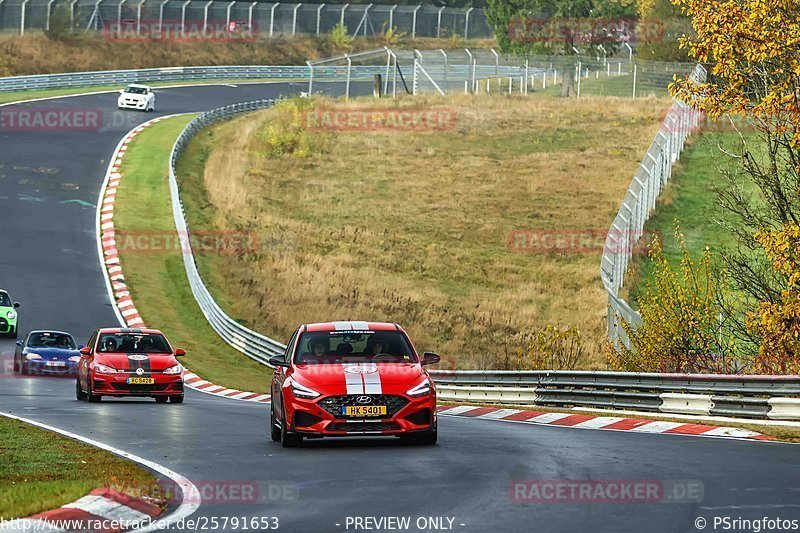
xmin=345 ymin=54 xmax=351 ymax=100
xmin=440 ymin=48 xmax=448 ymax=92
xmin=306 ymin=60 xmax=314 ymax=94
xmin=411 ymin=5 xmax=420 ymax=39
xmin=436 ymin=6 xmax=444 ymax=38
xmin=180 ymin=0 xmax=191 ymax=37
xmin=291 ymin=3 xmax=300 ymax=36
xmin=20 ymin=0 xmax=29 ymax=35
xmin=70 ymin=0 xmax=78 ymax=30
xmin=315 ymin=3 xmax=324 ymax=35
xmin=225 ymin=1 xmax=234 ymax=32
xmin=248 ymin=2 xmax=256 ymax=33
xmin=632 ymin=62 xmax=637 ymax=99
xmin=117 ymin=0 xmax=126 ymax=36
xmin=270 ymin=2 xmax=279 ymax=37
xmin=202 ymin=0 xmax=212 ymax=36
xmin=136 ymin=0 xmax=146 ymax=35
xmin=388 ymin=4 xmax=396 ymax=31
xmin=576 ymin=60 xmax=581 ymax=98
xmin=464 ymin=7 xmax=473 ymax=39
xmin=45 ymin=0 xmax=55 ymax=31
xmin=339 ymin=3 xmax=347 ymax=27
xmin=491 ymin=48 xmax=498 ymax=76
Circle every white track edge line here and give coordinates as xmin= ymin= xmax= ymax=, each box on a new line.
xmin=0 ymin=411 xmax=200 ymax=531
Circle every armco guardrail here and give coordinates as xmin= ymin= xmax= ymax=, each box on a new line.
xmin=169 ymin=100 xmax=287 ymax=366
xmin=601 ymin=63 xmax=707 ymax=348
xmin=0 ymin=65 xmax=379 ymax=93
xmin=429 ymin=370 xmax=800 ymax=421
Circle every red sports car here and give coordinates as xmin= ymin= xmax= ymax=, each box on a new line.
xmin=76 ymin=327 xmax=185 ymax=403
xmin=269 ymin=321 xmax=440 ymax=447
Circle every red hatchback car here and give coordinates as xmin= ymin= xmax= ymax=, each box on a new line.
xmin=76 ymin=327 xmax=185 ymax=403
xmin=269 ymin=321 xmax=440 ymax=447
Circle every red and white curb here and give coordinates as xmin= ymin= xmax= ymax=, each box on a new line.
xmin=436 ymin=405 xmax=771 ymax=441
xmin=183 ymin=371 xmax=270 ymax=403
xmin=1 ymin=488 xmax=162 ymax=532
xmin=95 ymin=117 xmax=271 ymax=405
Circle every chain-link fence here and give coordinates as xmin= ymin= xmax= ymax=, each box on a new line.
xmin=307 ymin=48 xmax=697 ymax=100
xmin=0 ymin=0 xmax=492 ymax=38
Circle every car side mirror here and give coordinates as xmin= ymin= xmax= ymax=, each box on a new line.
xmin=80 ymin=347 xmax=91 ymax=356
xmin=422 ymin=352 xmax=440 ymax=365
xmin=269 ymin=355 xmax=290 ymax=367
xmin=13 ymin=302 xmax=20 ymax=308
xmin=78 ymin=344 xmax=85 ymax=349
xmin=174 ymin=348 xmax=186 ymax=357
xmin=15 ymin=340 xmax=23 ymax=347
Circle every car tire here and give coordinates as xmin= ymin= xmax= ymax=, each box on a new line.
xmin=10 ymin=328 xmax=17 ymax=339
xmin=270 ymin=403 xmax=281 ymax=442
xmin=76 ymin=379 xmax=87 ymax=401
xmin=87 ymin=380 xmax=101 ymax=403
xmin=170 ymin=395 xmax=184 ymax=404
xmin=280 ymin=401 xmax=302 ymax=448
xmin=13 ymin=354 xmax=19 ymax=374
xmin=20 ymin=360 xmax=28 ymax=375
xmin=414 ymin=429 xmax=438 ymax=445
xmin=155 ymin=396 xmax=169 ymax=404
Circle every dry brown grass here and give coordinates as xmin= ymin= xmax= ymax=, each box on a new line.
xmin=0 ymin=34 xmax=494 ymax=76
xmin=180 ymin=94 xmax=670 ymax=369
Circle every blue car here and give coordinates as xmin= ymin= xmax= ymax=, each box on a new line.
xmin=14 ymin=330 xmax=80 ymax=376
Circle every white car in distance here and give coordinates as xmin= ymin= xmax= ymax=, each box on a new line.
xmin=117 ymin=84 xmax=156 ymax=112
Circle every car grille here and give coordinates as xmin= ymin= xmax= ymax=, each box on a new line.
xmin=319 ymin=395 xmax=409 ymax=419
xmin=328 ymin=421 xmax=401 ymax=432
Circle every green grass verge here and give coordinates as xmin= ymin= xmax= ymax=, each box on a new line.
xmin=114 ymin=116 xmax=271 ymax=393
xmin=0 ymin=416 xmax=162 ymax=519
xmin=629 ymin=131 xmax=757 ymax=301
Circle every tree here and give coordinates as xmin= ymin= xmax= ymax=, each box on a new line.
xmin=670 ymin=0 xmax=800 ymax=372
xmin=608 ymin=226 xmax=741 ymax=373
xmin=636 ymin=0 xmax=692 ymax=61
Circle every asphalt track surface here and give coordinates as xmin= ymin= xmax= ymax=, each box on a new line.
xmin=1 ymin=81 xmax=799 ymax=533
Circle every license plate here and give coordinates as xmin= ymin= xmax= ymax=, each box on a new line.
xmin=342 ymin=405 xmax=387 ymax=417
xmin=126 ymin=377 xmax=155 ymax=385
xmin=46 ymin=361 xmax=66 ymax=367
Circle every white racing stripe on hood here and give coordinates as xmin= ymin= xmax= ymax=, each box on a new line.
xmin=342 ymin=363 xmax=364 ymax=394
xmin=362 ymin=367 xmax=382 ymax=394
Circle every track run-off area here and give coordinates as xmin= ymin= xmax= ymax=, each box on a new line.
xmin=1 ymin=83 xmax=799 ymax=533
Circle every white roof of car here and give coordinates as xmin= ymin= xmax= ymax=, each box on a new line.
xmin=126 ymin=83 xmax=151 ymax=89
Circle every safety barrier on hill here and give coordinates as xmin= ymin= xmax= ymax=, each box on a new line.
xmin=600 ymin=63 xmax=707 ymax=348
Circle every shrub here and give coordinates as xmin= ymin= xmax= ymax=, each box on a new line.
xmin=330 ymin=23 xmax=353 ymax=50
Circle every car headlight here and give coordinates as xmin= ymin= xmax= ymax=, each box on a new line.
xmin=6 ymin=311 xmax=15 ymax=320
xmin=25 ymin=353 xmax=42 ymax=360
xmin=68 ymin=356 xmax=80 ymax=362
xmin=406 ymin=378 xmax=431 ymax=397
xmin=163 ymin=364 xmax=182 ymax=375
xmin=289 ymin=379 xmax=321 ymax=399
xmin=94 ymin=363 xmax=117 ymax=374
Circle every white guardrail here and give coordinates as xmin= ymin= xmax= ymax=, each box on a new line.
xmin=601 ymin=63 xmax=707 ymax=348
xmin=163 ymin=93 xmax=800 ymax=422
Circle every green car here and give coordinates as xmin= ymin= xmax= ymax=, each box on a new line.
xmin=0 ymin=290 xmax=20 ymax=338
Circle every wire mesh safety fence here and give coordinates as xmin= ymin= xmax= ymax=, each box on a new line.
xmin=0 ymin=0 xmax=492 ymax=39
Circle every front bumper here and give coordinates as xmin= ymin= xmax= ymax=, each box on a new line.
xmin=0 ymin=317 xmax=16 ymax=335
xmin=25 ymin=360 xmax=77 ymax=376
xmin=286 ymin=392 xmax=436 ymax=437
xmin=118 ymin=99 xmax=147 ymax=110
xmin=92 ymin=372 xmax=184 ymax=396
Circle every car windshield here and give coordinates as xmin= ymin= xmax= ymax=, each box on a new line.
xmin=98 ymin=333 xmax=171 ymax=353
xmin=28 ymin=332 xmax=76 ymax=349
xmin=124 ymin=86 xmax=148 ymax=94
xmin=0 ymin=292 xmax=10 ymax=307
xmin=295 ymin=330 xmax=417 ymax=364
